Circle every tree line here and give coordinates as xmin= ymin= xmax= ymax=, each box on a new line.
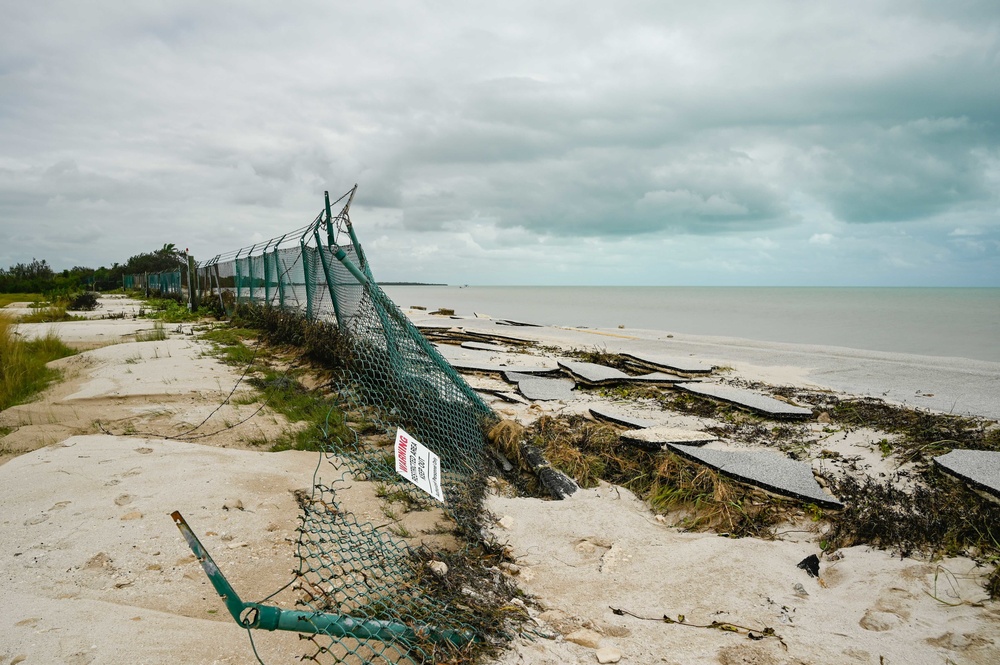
xmin=0 ymin=244 xmax=187 ymax=294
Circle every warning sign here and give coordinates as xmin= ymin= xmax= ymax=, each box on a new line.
xmin=394 ymin=428 xmax=444 ymax=502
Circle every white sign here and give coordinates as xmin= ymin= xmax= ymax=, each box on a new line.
xmin=394 ymin=428 xmax=444 ymax=502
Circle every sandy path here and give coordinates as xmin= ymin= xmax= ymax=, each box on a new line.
xmin=0 ymin=435 xmax=323 ymax=664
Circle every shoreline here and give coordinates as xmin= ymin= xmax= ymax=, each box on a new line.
xmin=405 ymin=308 xmax=1000 ymax=421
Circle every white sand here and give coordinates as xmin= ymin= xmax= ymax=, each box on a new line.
xmin=2 ymin=299 xmax=999 ymax=664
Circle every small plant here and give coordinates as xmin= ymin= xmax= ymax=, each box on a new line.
xmin=135 ymin=322 xmax=167 ymax=342
xmin=67 ymin=292 xmax=99 ymax=311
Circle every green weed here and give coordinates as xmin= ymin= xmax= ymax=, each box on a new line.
xmin=0 ymin=318 xmax=75 ymax=409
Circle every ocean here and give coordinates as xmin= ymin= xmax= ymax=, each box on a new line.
xmin=380 ymin=286 xmax=1000 ymax=364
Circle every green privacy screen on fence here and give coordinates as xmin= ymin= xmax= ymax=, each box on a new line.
xmin=175 ymin=188 xmax=519 ymax=664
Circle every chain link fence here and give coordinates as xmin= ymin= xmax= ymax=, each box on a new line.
xmin=175 ymin=189 xmax=519 ymax=664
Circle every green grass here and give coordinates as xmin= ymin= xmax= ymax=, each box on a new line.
xmin=135 ymin=322 xmax=167 ymax=342
xmin=0 ymin=317 xmax=76 ymax=410
xmin=17 ymin=304 xmax=83 ymax=323
xmin=198 ymin=321 xmax=350 ymax=453
xmin=248 ymin=371 xmax=350 ymax=452
xmin=0 ymin=293 xmax=42 ymax=309
xmin=140 ymin=297 xmax=200 ymax=323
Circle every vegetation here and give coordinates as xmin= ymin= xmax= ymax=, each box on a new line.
xmin=0 ymin=243 xmax=187 ymax=296
xmin=198 ymin=315 xmax=351 ymax=453
xmin=489 ymin=415 xmax=793 ymax=538
xmin=0 ymin=317 xmax=75 ymax=410
xmin=139 ymin=297 xmax=199 ymax=323
xmin=17 ymin=304 xmax=82 ymax=324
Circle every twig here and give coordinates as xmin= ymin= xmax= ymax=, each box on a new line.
xmin=609 ymin=606 xmax=786 ymax=649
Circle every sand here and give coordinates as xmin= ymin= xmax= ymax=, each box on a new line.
xmin=1 ymin=298 xmax=999 ymax=664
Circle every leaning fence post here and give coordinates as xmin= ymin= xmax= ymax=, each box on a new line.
xmin=313 ymin=229 xmax=343 ymax=326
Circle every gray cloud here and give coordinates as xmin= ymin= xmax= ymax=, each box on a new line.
xmin=0 ymin=1 xmax=998 ymax=284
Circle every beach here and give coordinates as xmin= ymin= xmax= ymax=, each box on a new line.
xmin=1 ymin=295 xmax=999 ymax=664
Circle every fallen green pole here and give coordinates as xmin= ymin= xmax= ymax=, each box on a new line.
xmin=170 ymin=511 xmax=475 ymax=646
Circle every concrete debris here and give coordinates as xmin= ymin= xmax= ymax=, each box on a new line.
xmin=596 ymin=647 xmax=623 ymax=663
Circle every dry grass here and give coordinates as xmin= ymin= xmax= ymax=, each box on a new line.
xmin=490 ymin=415 xmax=793 ymax=538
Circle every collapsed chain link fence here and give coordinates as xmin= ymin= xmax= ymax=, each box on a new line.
xmin=175 ymin=188 xmax=518 ymax=664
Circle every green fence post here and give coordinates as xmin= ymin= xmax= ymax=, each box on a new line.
xmin=171 ymin=512 xmax=475 ymax=646
xmin=312 ymin=229 xmax=343 ymax=326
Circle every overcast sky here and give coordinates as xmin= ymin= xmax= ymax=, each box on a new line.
xmin=2 ymin=1 xmax=998 ymax=286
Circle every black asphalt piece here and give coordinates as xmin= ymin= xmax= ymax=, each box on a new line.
xmin=620 ymin=426 xmax=717 ymax=450
xmin=588 ymin=406 xmax=657 ymax=429
xmin=933 ymin=449 xmax=1000 ymax=501
xmin=668 ymin=444 xmax=843 ymax=508
xmin=621 ymin=351 xmax=714 ymax=374
xmin=797 ymin=554 xmax=820 ymax=578
xmin=678 ymin=383 xmax=813 ymax=419
xmin=461 ymin=341 xmax=507 ymax=352
xmin=557 ymin=360 xmax=632 ymax=385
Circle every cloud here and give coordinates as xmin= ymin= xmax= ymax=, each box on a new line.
xmin=0 ymin=1 xmax=998 ymax=285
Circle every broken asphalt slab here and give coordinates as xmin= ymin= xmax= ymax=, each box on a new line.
xmin=504 ymin=372 xmax=577 ymax=401
xmin=620 ymin=426 xmax=718 ymax=450
xmin=678 ymin=383 xmax=813 ymax=419
xmin=557 ymin=360 xmax=632 ymax=385
xmin=589 ymin=406 xmax=657 ymax=429
xmin=668 ymin=444 xmax=842 ymax=508
xmin=934 ymin=449 xmax=1000 ymax=502
xmin=621 ymin=351 xmax=714 ymax=374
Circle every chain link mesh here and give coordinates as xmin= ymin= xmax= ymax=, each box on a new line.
xmin=190 ymin=192 xmax=514 ymax=664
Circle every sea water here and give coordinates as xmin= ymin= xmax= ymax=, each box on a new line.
xmin=380 ymin=286 xmax=1000 ymax=363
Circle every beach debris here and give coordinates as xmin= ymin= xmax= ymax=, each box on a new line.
xmin=628 ymin=370 xmax=696 ymax=384
xmin=496 ymin=318 xmax=542 ymax=327
xmin=589 ymin=406 xmax=657 ymax=429
xmin=429 ymin=308 xmax=455 ymax=316
xmin=558 ymin=360 xmax=633 ymax=385
xmin=565 ymin=628 xmax=603 ymax=648
xmin=609 ymin=606 xmax=785 ymax=648
xmin=619 ymin=426 xmax=717 ymax=450
xmin=596 ymin=646 xmax=622 ymax=663
xmin=504 ymin=371 xmax=577 ymax=401
xmin=797 ymin=554 xmax=820 ymax=578
xmin=427 ymin=560 xmax=449 ymax=577
xmin=793 ymin=583 xmax=809 ymax=597
xmin=668 ymin=444 xmax=843 ymax=508
xmin=461 ymin=341 xmax=507 ymax=352
xmin=448 ymin=359 xmax=559 ymax=375
xmin=620 ymin=351 xmax=714 ymax=374
xmin=677 ymin=383 xmax=813 ymax=419
xmin=520 ymin=443 xmax=579 ymax=499
xmin=558 ymin=359 xmax=696 ymax=387
xmin=933 ymin=449 xmax=1000 ymax=502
